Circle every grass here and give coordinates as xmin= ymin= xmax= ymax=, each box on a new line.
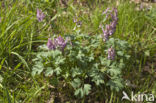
xmin=0 ymin=0 xmax=156 ymax=102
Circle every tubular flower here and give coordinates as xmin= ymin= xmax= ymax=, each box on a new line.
xmin=54 ymin=36 xmax=68 ymax=51
xmin=108 ymin=47 xmax=115 ymax=60
xmin=47 ymin=38 xmax=56 ymax=50
xmin=47 ymin=36 xmax=68 ymax=51
xmin=37 ymin=9 xmax=45 ymax=22
xmin=102 ymin=8 xmax=110 ymax=19
xmin=101 ymin=8 xmax=118 ymax=41
xmin=102 ymin=7 xmax=110 ymax=15
xmin=102 ymin=26 xmax=109 ymax=41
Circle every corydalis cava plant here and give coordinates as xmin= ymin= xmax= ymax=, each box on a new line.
xmin=32 ymin=34 xmax=131 ymax=98
xmin=37 ymin=9 xmax=45 ymax=22
xmin=102 ymin=8 xmax=118 ymax=41
xmin=47 ymin=36 xmax=68 ymax=51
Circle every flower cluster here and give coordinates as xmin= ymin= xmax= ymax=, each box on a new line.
xmin=108 ymin=46 xmax=115 ymax=60
xmin=102 ymin=8 xmax=118 ymax=42
xmin=47 ymin=38 xmax=56 ymax=50
xmin=37 ymin=9 xmax=45 ymax=22
xmin=102 ymin=8 xmax=118 ymax=60
xmin=47 ymin=36 xmax=68 ymax=51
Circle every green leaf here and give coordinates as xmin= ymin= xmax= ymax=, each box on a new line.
xmin=32 ymin=63 xmax=44 ymax=76
xmin=11 ymin=52 xmax=30 ymax=70
xmin=89 ymin=68 xmax=105 ymax=85
xmin=100 ymin=67 xmax=107 ymax=73
xmin=52 ymin=50 xmax=62 ymax=58
xmin=125 ymin=55 xmax=130 ymax=59
xmin=100 ymin=57 xmax=107 ymax=65
xmin=71 ymin=67 xmax=82 ymax=77
xmin=74 ymin=89 xmax=80 ymax=96
xmin=38 ymin=44 xmax=49 ymax=50
xmin=45 ymin=0 xmax=49 ymax=2
xmin=0 ymin=57 xmax=6 ymax=70
xmin=71 ymin=78 xmax=81 ymax=89
xmin=117 ymin=51 xmax=124 ymax=56
xmin=88 ymin=54 xmax=94 ymax=62
xmin=107 ymin=68 xmax=121 ymax=76
xmin=55 ymin=56 xmax=65 ymax=65
xmin=45 ymin=67 xmax=53 ymax=76
xmin=144 ymin=50 xmax=150 ymax=56
xmin=50 ymin=77 xmax=59 ymax=86
xmin=54 ymin=67 xmax=61 ymax=75
xmin=93 ymin=63 xmax=99 ymax=69
xmin=0 ymin=75 xmax=3 ymax=83
xmin=106 ymin=60 xmax=111 ymax=66
xmin=76 ymin=50 xmax=85 ymax=60
xmin=107 ymin=78 xmax=123 ymax=92
xmin=84 ymin=84 xmax=91 ymax=95
xmin=80 ymin=88 xmax=84 ymax=98
xmin=5 ymin=88 xmax=12 ymax=103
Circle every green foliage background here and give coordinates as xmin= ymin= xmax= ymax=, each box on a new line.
xmin=0 ymin=0 xmax=156 ymax=102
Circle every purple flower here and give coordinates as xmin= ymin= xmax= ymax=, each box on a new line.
xmin=102 ymin=26 xmax=109 ymax=41
xmin=102 ymin=8 xmax=110 ymax=19
xmin=102 ymin=8 xmax=110 ymax=15
xmin=54 ymin=36 xmax=68 ymax=51
xmin=109 ymin=22 xmax=116 ymax=36
xmin=101 ymin=8 xmax=118 ymax=41
xmin=37 ymin=9 xmax=45 ymax=22
xmin=47 ymin=36 xmax=69 ymax=51
xmin=47 ymin=38 xmax=56 ymax=50
xmin=54 ymin=36 xmax=65 ymax=46
xmin=108 ymin=47 xmax=115 ymax=60
xmin=111 ymin=8 xmax=118 ymax=23
xmin=73 ymin=18 xmax=78 ymax=23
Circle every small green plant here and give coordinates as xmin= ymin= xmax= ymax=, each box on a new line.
xmin=32 ymin=32 xmax=130 ymax=98
xmin=32 ymin=7 xmax=131 ymax=99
